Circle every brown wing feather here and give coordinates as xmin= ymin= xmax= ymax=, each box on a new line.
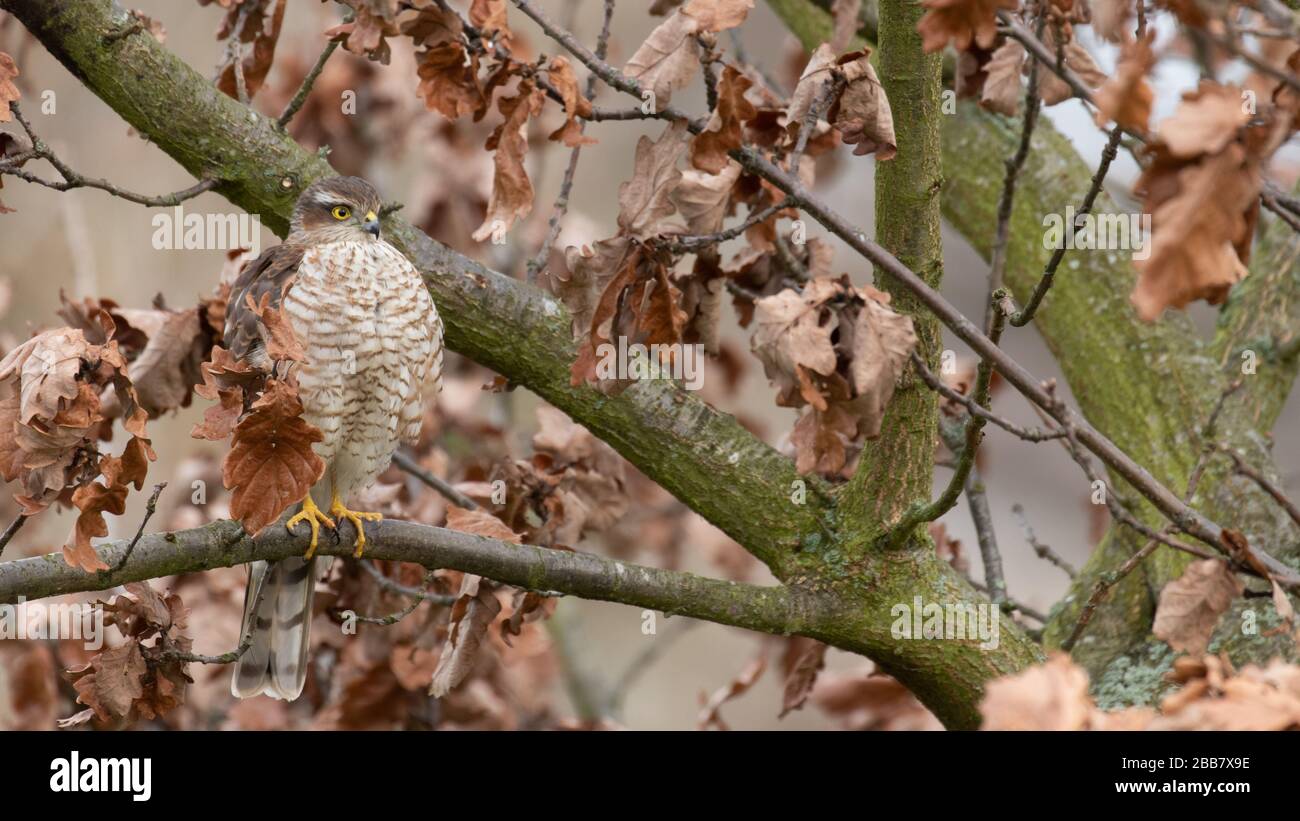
xmin=224 ymin=243 xmax=305 ymax=371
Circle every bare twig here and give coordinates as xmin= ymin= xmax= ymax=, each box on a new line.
xmin=911 ymin=354 xmax=1066 ymax=442
xmin=524 ymin=0 xmax=617 ymax=282
xmin=1011 ymin=503 xmax=1076 ymax=578
xmin=663 ymin=197 xmax=794 ymax=253
xmin=393 ymin=451 xmax=481 ymax=511
xmin=0 ymin=513 xmax=29 ymax=561
xmin=1219 ymin=446 xmax=1300 ymax=528
xmin=939 ymin=416 xmax=1007 ymax=604
xmin=2 ymin=103 xmax=218 ymax=206
xmin=163 ymin=631 xmax=253 ymax=665
xmin=277 ymin=38 xmax=340 ymax=127
xmin=110 ymin=483 xmax=166 ymax=574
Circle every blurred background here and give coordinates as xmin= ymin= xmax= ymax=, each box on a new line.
xmin=1 ymin=0 xmax=1297 ymax=730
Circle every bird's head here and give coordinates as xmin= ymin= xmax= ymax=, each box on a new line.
xmin=289 ymin=176 xmax=384 ymax=244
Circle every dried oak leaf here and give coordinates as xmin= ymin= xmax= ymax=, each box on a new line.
xmin=222 ymin=377 xmax=326 ymax=536
xmin=546 ymin=56 xmax=596 ymax=147
xmin=1037 ymin=38 xmax=1108 ymax=106
xmin=1156 ymin=81 xmax=1251 ymax=159
xmin=327 ymin=0 xmax=399 ymax=65
xmin=1152 ymin=559 xmax=1245 ymax=656
xmin=980 ymin=40 xmax=1025 ymax=116
xmin=429 ymin=574 xmax=503 ymax=697
xmin=471 ymin=80 xmax=544 ymax=242
xmin=1090 ymin=0 xmax=1132 ymax=43
xmin=245 ymin=290 xmax=305 ymax=362
xmin=1131 ymin=142 xmax=1255 ymax=320
xmin=469 ymin=0 xmax=512 ymax=42
xmin=917 ymin=0 xmax=1020 ymax=54
xmin=832 ymin=50 xmax=896 ymax=160
xmin=415 ymin=41 xmax=486 ymax=120
xmin=625 ymin=2 xmax=754 ymax=112
xmin=445 ymin=504 xmax=524 ymax=543
xmin=779 ymin=639 xmax=827 ymax=718
xmin=691 ymin=66 xmax=757 ymax=173
xmin=673 ymin=160 xmax=742 ymax=236
xmin=1093 ymin=32 xmax=1154 ymax=131
xmin=698 ymin=653 xmax=766 ymax=730
xmin=65 ymin=480 xmax=128 ymax=572
xmin=0 ymin=51 xmax=19 ymax=123
xmin=618 ymin=119 xmax=690 ymax=239
xmin=67 ymin=641 xmax=147 ymax=723
xmin=215 ymin=0 xmax=287 ymax=99
xmin=124 ymin=306 xmax=212 ymax=416
xmin=980 ymin=652 xmax=1092 ymax=730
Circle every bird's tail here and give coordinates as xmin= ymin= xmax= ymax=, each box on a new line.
xmin=231 ymin=557 xmax=317 ymax=700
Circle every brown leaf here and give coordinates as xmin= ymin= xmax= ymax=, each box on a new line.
xmin=415 ymin=41 xmax=486 ymax=120
xmin=215 ymin=0 xmax=287 ymax=99
xmin=1131 ymin=144 xmax=1255 ymax=320
xmin=445 ymin=505 xmax=523 ymax=543
xmin=1093 ymin=33 xmax=1154 ymax=131
xmin=469 ymin=0 xmax=511 ymax=40
xmin=917 ymin=0 xmax=1019 ymax=54
xmin=691 ymin=66 xmax=757 ymax=173
xmin=832 ymin=51 xmax=896 ymax=160
xmin=1037 ymin=38 xmax=1108 ymax=106
xmin=245 ymin=291 xmax=305 ymax=363
xmin=784 ymin=44 xmax=838 ymax=141
xmin=546 ymin=56 xmax=596 ymax=147
xmin=779 ymin=640 xmax=827 ymax=718
xmin=1157 ymin=82 xmax=1251 ymax=159
xmin=63 ymin=481 xmax=127 ymax=572
xmin=625 ymin=9 xmax=703 ymax=111
xmin=1090 ymin=0 xmax=1132 ymax=43
xmin=979 ymin=653 xmax=1092 ymax=730
xmin=0 ymin=51 xmax=19 ymax=123
xmin=698 ymin=653 xmax=766 ymax=730
xmin=672 ymin=161 xmax=742 ymax=235
xmin=326 ymin=1 xmax=399 ymax=64
xmin=70 ymin=642 xmax=147 ymax=722
xmin=126 ymin=307 xmax=211 ymax=416
xmin=980 ymin=40 xmax=1024 ymax=116
xmin=618 ymin=120 xmax=689 ymax=239
xmin=682 ymin=0 xmax=754 ymax=31
xmin=222 ymin=378 xmax=326 ymax=535
xmin=1153 ymin=559 xmax=1245 ymax=656
xmin=99 ymin=435 xmax=155 ymax=492
xmin=429 ymin=574 xmax=503 ymax=697
xmin=472 ymin=81 xmax=544 ymax=242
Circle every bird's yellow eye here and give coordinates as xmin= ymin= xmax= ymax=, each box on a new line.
xmin=331 ymin=205 xmax=351 ymax=221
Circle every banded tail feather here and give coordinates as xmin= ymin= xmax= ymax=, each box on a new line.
xmin=231 ymin=557 xmax=317 ymax=700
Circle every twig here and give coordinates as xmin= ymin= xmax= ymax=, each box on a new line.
xmin=110 ymin=483 xmax=166 ymax=574
xmin=1219 ymin=446 xmax=1300 ymax=528
xmin=911 ymin=354 xmax=1065 ymax=442
xmin=393 ymin=451 xmax=481 ymax=510
xmin=1010 ymin=127 xmax=1123 ymax=327
xmin=1060 ymin=529 xmax=1164 ymax=652
xmin=340 ymin=565 xmax=450 ymax=625
xmin=604 ymin=618 xmax=700 ymax=714
xmin=1 ymin=103 xmax=218 ymax=206
xmin=277 ymin=37 xmax=340 ymax=127
xmin=163 ymin=631 xmax=253 ymax=665
xmin=663 ymin=197 xmax=793 ymax=253
xmin=939 ymin=416 xmax=1007 ymax=604
xmin=985 ymin=7 xmax=1043 ymax=332
xmin=524 ymin=0 xmax=616 ymax=282
xmin=0 ymin=513 xmax=29 ymax=561
xmin=1011 ymin=503 xmax=1076 ymax=578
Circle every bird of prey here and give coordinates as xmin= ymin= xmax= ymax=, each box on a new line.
xmin=226 ymin=176 xmax=443 ymax=700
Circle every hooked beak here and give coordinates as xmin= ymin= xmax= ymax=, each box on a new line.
xmin=363 ymin=211 xmax=380 ymax=239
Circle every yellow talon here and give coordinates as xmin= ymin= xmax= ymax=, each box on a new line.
xmin=286 ymin=495 xmax=335 ymax=559
xmin=329 ymin=489 xmax=383 ymax=558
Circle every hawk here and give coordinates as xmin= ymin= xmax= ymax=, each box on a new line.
xmin=227 ymin=176 xmax=443 ymax=700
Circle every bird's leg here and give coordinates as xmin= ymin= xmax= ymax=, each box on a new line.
xmin=285 ymin=494 xmax=336 ymax=559
xmin=328 ymin=486 xmax=383 ymax=558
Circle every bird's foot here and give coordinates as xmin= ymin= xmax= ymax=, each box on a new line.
xmin=286 ymin=495 xmax=336 ymax=559
xmin=329 ymin=495 xmax=382 ymax=558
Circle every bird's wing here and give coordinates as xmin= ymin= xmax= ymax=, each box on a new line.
xmin=223 ymin=242 xmax=305 ymax=371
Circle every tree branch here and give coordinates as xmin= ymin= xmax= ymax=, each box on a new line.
xmin=0 ymin=518 xmax=827 ymax=640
